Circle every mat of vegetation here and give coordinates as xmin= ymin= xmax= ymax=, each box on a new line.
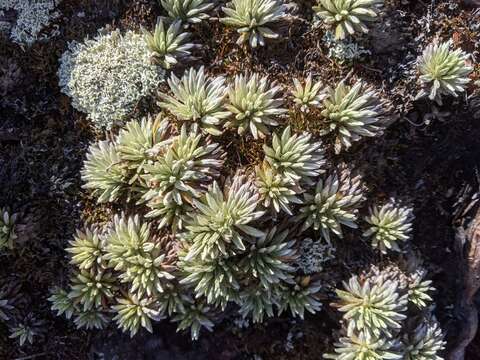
xmin=1 ymin=0 xmax=480 ymax=359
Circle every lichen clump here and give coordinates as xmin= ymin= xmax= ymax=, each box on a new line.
xmin=58 ymin=30 xmax=164 ymax=129
xmin=0 ymin=0 xmax=60 ymax=45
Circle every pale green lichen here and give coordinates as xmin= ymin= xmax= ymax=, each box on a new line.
xmin=58 ymin=30 xmax=164 ymax=129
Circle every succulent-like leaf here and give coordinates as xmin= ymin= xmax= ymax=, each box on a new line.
xmin=143 ymin=19 xmax=195 ymax=69
xmin=417 ymin=40 xmax=473 ymax=104
xmin=225 ymin=73 xmax=287 ymax=139
xmin=0 ymin=208 xmax=17 ymax=251
xmin=324 ymin=331 xmax=402 ymax=360
xmin=159 ymin=0 xmax=214 ymax=24
xmin=117 ymin=115 xmax=173 ymax=172
xmin=240 ymin=226 xmax=297 ymax=290
xmin=68 ymin=269 xmax=116 ymax=311
xmin=407 ymin=271 xmax=434 ymax=310
xmin=335 ymin=275 xmax=408 ymax=338
xmin=48 ymin=287 xmax=78 ymax=320
xmin=73 ymin=308 xmax=109 ymax=330
xmin=144 ymin=195 xmax=192 ymax=232
xmin=221 ymin=0 xmax=286 ymax=48
xmin=172 ymin=299 xmax=215 ymax=340
xmin=291 ymin=75 xmax=327 ymax=111
xmin=179 ymin=253 xmax=241 ymax=308
xmin=276 ymin=276 xmax=322 ymax=319
xmin=297 ymin=167 xmax=365 ymax=241
xmin=66 ymin=226 xmax=105 ymax=270
xmin=157 ymin=283 xmax=190 ymax=316
xmin=402 ymin=318 xmax=445 ymax=360
xmin=368 ymin=264 xmax=434 ymax=311
xmin=141 ymin=124 xmax=225 ymax=209
xmin=0 ymin=291 xmax=13 ymax=322
xmin=363 ymin=202 xmax=413 ymax=254
xmin=81 ymin=140 xmax=127 ymax=203
xmin=238 ymin=285 xmax=276 ymax=323
xmin=263 ymin=126 xmax=326 ymax=185
xmin=313 ymin=0 xmax=384 ymax=40
xmin=159 ymin=67 xmax=230 ymax=135
xmin=254 ymin=161 xmax=303 ymax=215
xmin=9 ymin=325 xmax=34 ymax=347
xmin=112 ymin=293 xmax=161 ymax=337
xmin=104 ymin=215 xmax=176 ymax=297
xmin=321 ymin=80 xmax=386 ymax=153
xmin=182 ymin=175 xmax=264 ymax=261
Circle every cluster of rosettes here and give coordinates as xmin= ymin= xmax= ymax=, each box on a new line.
xmin=52 ymin=100 xmax=435 ymax=340
xmin=160 ymin=67 xmax=390 ymax=148
xmin=58 ymin=0 xmax=475 ymax=133
xmin=291 ymin=76 xmax=389 ymax=153
xmin=60 ymin=7 xmax=448 ymax=135
xmin=54 ymin=106 xmax=431 ymax=340
xmin=49 ymin=196 xmax=324 ymax=339
xmin=142 ymin=4 xmax=392 ymax=146
xmin=53 ymin=116 xmax=361 ymax=340
xmin=220 ymin=0 xmax=287 ymax=48
xmin=325 ymin=264 xmax=445 ymax=360
xmin=52 ymin=1 xmax=461 ymax=347
xmin=258 ymin=125 xmax=371 ymax=244
xmin=58 ymin=3 xmax=211 ymax=130
xmin=57 ymin=2 xmax=403 ymax=148
xmin=159 ymin=67 xmax=288 ymax=139
xmin=81 ymin=115 xmax=224 ymax=231
xmin=1 ymin=288 xmax=47 ymax=347
xmin=311 ymin=3 xmax=473 ymax=106
xmin=157 ymin=0 xmax=289 ymax=49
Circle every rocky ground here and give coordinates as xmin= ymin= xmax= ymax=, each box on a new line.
xmin=1 ymin=0 xmax=480 ymax=359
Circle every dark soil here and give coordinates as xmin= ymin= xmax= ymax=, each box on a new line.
xmin=1 ymin=0 xmax=480 ymax=359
